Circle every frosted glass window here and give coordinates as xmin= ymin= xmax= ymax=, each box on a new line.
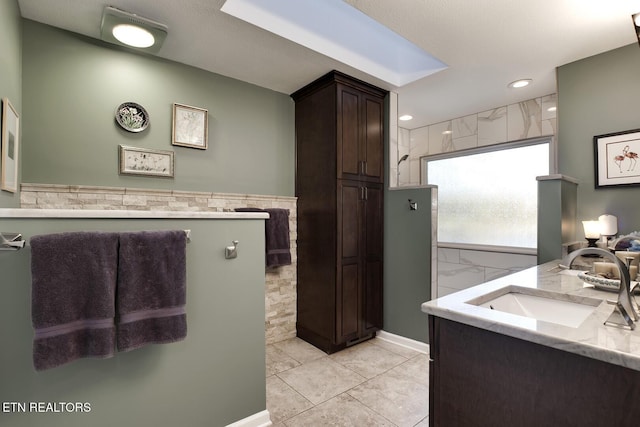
xmin=425 ymin=142 xmax=549 ymax=248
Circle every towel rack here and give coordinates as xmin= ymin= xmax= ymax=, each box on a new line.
xmin=0 ymin=232 xmax=26 ymax=251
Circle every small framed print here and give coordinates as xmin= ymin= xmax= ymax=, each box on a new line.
xmin=172 ymin=103 xmax=208 ymax=150
xmin=594 ymin=129 xmax=640 ymax=188
xmin=1 ymin=98 xmax=19 ymax=193
xmin=119 ymin=145 xmax=174 ymax=178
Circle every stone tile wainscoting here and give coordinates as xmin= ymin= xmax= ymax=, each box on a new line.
xmin=20 ymin=183 xmax=297 ymax=345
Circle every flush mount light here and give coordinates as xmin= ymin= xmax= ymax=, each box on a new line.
xmin=399 ymin=115 xmax=413 ymax=121
xmin=508 ymin=79 xmax=532 ymax=89
xmin=101 ymin=6 xmax=168 ymax=53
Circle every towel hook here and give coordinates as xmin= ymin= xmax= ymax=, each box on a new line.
xmin=225 ymin=240 xmax=239 ymax=259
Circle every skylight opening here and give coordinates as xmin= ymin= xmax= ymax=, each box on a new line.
xmin=221 ymin=0 xmax=447 ymax=87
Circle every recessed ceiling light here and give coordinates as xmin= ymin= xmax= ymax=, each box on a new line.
xmin=442 ymin=130 xmax=452 ymax=135
xmin=399 ymin=115 xmax=413 ymax=121
xmin=547 ymin=106 xmax=557 ymax=112
xmin=508 ymin=79 xmax=532 ymax=89
xmin=221 ymin=0 xmax=448 ymax=86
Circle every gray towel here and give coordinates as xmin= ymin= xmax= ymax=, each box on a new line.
xmin=235 ymin=208 xmax=291 ymax=268
xmin=117 ymin=230 xmax=187 ymax=352
xmin=30 ymin=232 xmax=119 ymax=371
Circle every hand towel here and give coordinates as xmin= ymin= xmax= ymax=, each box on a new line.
xmin=30 ymin=232 xmax=119 ymax=371
xmin=117 ymin=230 xmax=187 ymax=352
xmin=235 ymin=208 xmax=292 ymax=268
xmin=263 ymin=208 xmax=292 ymax=268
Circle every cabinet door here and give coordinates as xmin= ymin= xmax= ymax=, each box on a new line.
xmin=363 ymin=184 xmax=383 ymax=332
xmin=337 ymin=180 xmax=362 ymax=343
xmin=337 ymin=85 xmax=361 ymax=180
xmin=361 ymin=95 xmax=384 ymax=183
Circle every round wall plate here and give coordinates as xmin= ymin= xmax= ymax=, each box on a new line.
xmin=115 ymin=102 xmax=149 ymax=133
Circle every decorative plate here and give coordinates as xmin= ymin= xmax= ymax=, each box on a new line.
xmin=578 ymin=271 xmax=640 ymax=294
xmin=115 ymin=102 xmax=149 ymax=133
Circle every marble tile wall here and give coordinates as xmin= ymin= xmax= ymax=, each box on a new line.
xmin=437 ymin=247 xmax=537 ymax=297
xmin=397 ymin=94 xmax=557 ymax=187
xmin=20 ymin=183 xmax=298 ymax=344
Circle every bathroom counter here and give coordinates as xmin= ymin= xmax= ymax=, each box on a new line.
xmin=422 ymin=260 xmax=640 ymax=372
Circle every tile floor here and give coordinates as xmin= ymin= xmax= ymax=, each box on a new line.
xmin=266 ymin=337 xmax=429 ymax=426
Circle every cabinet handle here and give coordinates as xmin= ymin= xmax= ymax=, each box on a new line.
xmin=363 ymin=161 xmax=367 ymax=175
xmin=359 ymin=187 xmax=368 ymax=201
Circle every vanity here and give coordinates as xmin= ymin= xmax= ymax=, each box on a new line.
xmin=422 ymin=260 xmax=640 ymax=426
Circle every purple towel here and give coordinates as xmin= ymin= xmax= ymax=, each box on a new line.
xmin=235 ymin=208 xmax=291 ymax=268
xmin=30 ymin=232 xmax=119 ymax=371
xmin=117 ymin=230 xmax=187 ymax=352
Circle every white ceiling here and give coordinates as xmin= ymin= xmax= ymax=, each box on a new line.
xmin=17 ymin=0 xmax=640 ymax=129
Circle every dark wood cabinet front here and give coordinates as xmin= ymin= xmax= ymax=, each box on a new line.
xmin=337 ymin=84 xmax=384 ymax=183
xmin=293 ymin=71 xmax=386 ymax=353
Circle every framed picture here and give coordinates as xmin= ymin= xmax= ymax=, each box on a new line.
xmin=594 ymin=129 xmax=640 ymax=188
xmin=1 ymin=98 xmax=19 ymax=193
xmin=119 ymin=145 xmax=174 ymax=178
xmin=172 ymin=103 xmax=208 ymax=149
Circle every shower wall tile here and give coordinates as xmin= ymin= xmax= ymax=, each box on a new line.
xmin=408 ymin=158 xmax=421 ymax=186
xmin=478 ymin=106 xmax=507 ymax=147
xmin=452 ymin=114 xmax=477 ymax=139
xmin=459 ymin=249 xmax=537 ymax=270
xmin=438 ymin=247 xmax=460 ymax=263
xmin=410 ymin=126 xmax=429 ymax=157
xmin=428 ymin=121 xmax=452 ymax=154
xmin=451 ymin=134 xmax=477 ymax=151
xmin=507 ymin=98 xmax=542 ymax=141
xmin=437 ymin=261 xmax=485 ymax=291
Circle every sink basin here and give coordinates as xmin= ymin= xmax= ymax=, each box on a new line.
xmin=467 ymin=286 xmax=602 ymax=328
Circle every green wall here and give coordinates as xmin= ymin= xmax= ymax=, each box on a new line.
xmin=558 ymin=44 xmax=640 ymax=235
xmin=0 ymin=217 xmax=267 ymax=427
xmin=383 ymin=187 xmax=432 ymax=343
xmin=0 ymin=0 xmax=22 ymax=208
xmin=21 ymin=19 xmax=294 ymax=196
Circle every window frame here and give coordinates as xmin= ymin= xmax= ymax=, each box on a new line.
xmin=420 ymin=136 xmax=556 ymax=254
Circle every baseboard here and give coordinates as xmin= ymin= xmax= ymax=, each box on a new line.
xmin=226 ymin=410 xmax=272 ymax=427
xmin=377 ymin=330 xmax=430 ymax=355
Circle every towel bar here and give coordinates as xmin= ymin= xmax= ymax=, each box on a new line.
xmin=0 ymin=232 xmax=25 ymax=251
xmin=1 ymin=229 xmax=190 ymax=252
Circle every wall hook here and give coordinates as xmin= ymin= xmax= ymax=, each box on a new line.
xmin=225 ymin=240 xmax=239 ymax=259
xmin=408 ymin=199 xmax=418 ymax=211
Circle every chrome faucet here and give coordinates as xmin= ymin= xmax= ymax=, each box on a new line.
xmin=563 ymin=247 xmax=639 ymax=329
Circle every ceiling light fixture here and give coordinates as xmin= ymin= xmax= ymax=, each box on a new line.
xmin=100 ymin=6 xmax=168 ymax=53
xmin=632 ymin=12 xmax=640 ymax=47
xmin=508 ymin=79 xmax=532 ymax=89
xmin=547 ymin=106 xmax=557 ymax=112
xmin=399 ymin=115 xmax=413 ymax=121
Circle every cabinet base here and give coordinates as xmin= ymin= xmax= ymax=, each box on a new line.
xmin=296 ymin=326 xmax=376 ymax=354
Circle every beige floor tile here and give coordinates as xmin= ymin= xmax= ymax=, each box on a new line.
xmin=277 ymin=358 xmax=366 ymax=405
xmin=348 ymin=358 xmax=429 ymax=427
xmin=266 ymin=344 xmax=301 ymax=376
xmin=273 ymin=337 xmax=327 ymax=364
xmin=390 ymin=354 xmax=430 ymax=386
xmin=329 ymin=341 xmax=408 ymax=379
xmin=413 ymin=416 xmax=429 ymax=426
xmin=284 ymin=393 xmax=395 ymax=427
xmin=371 ymin=337 xmax=424 ymax=359
xmin=266 ymin=375 xmax=314 ymax=424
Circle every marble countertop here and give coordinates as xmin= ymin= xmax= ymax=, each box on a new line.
xmin=422 ymin=260 xmax=640 ymax=372
xmin=0 ymin=208 xmax=269 ymax=219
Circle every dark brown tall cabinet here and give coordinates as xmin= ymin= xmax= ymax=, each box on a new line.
xmin=292 ymin=71 xmax=387 ymax=354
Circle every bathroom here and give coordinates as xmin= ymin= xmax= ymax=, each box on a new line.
xmin=3 ymin=1 xmax=640 ymax=426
